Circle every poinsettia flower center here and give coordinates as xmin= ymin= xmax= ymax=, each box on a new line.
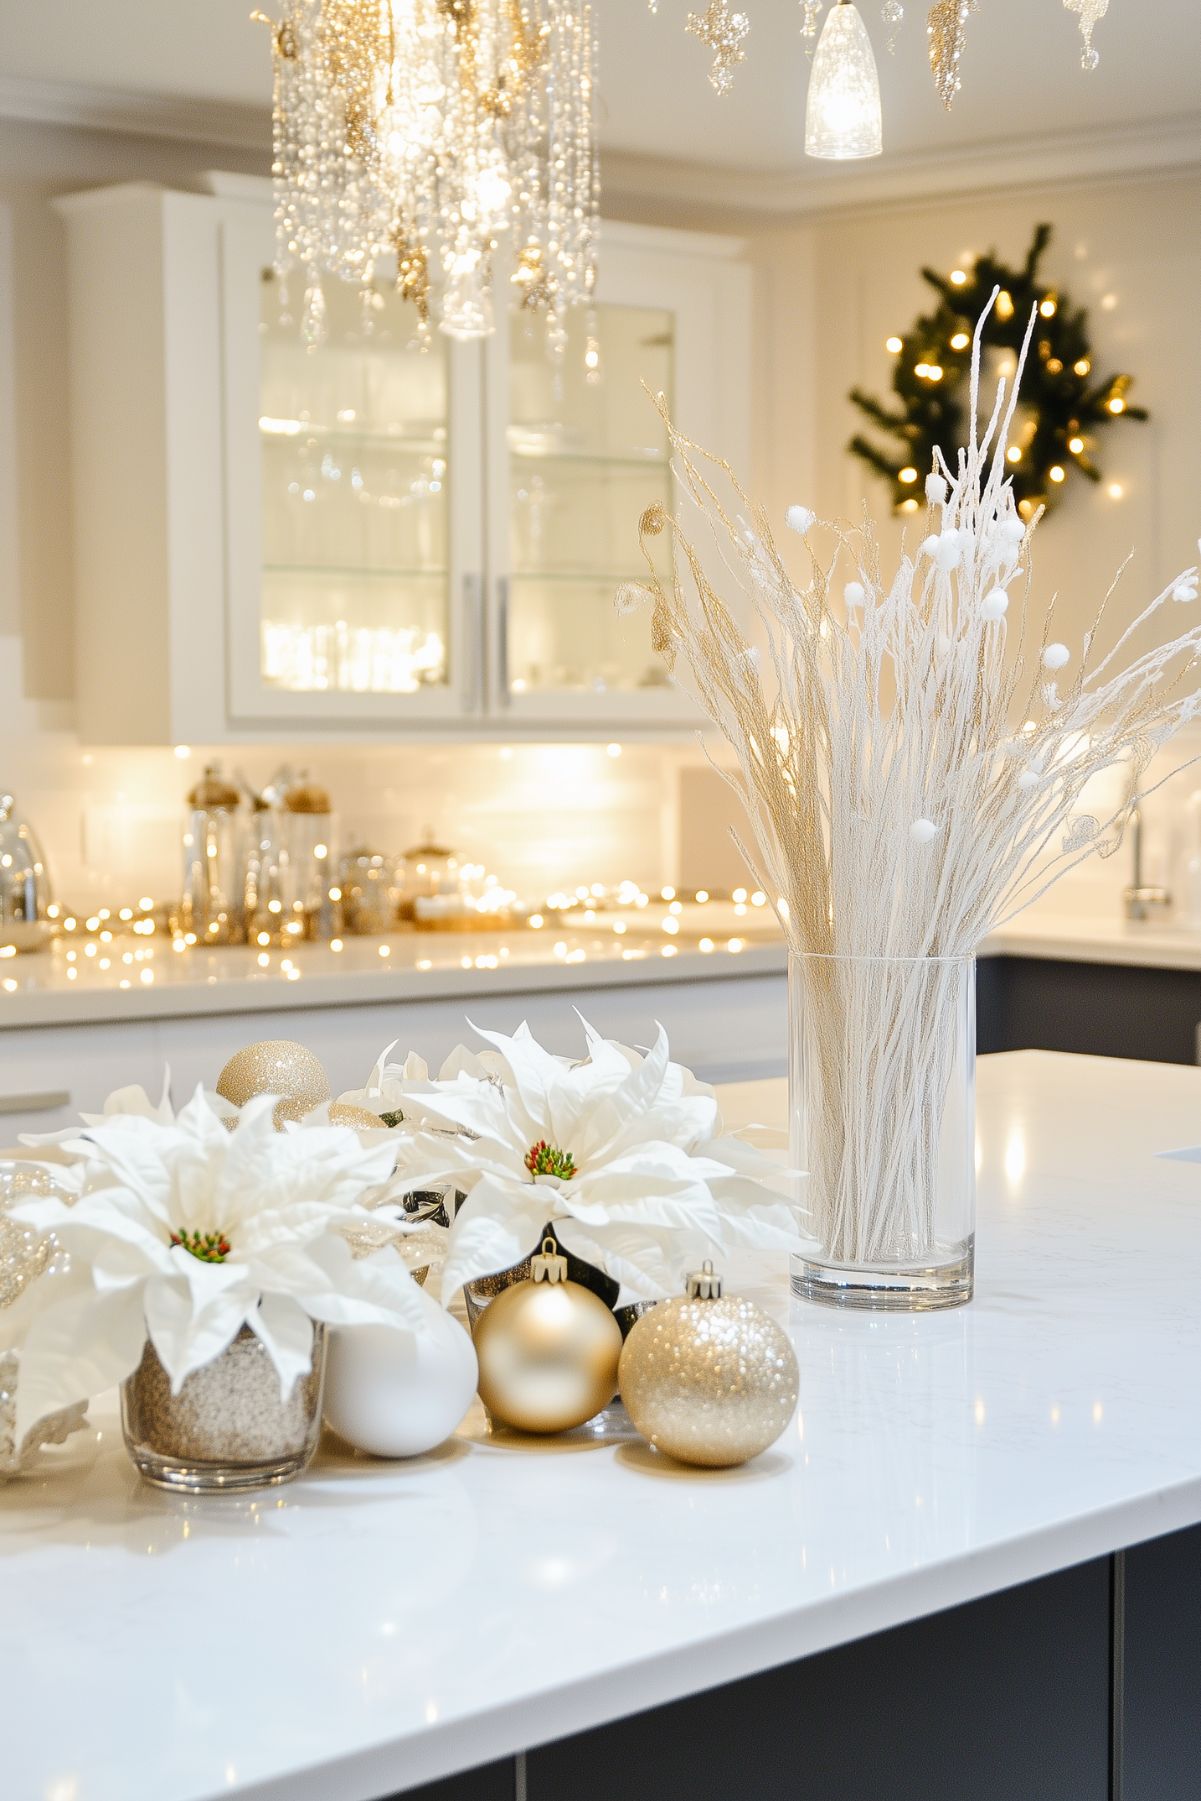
xmin=170 ymin=1228 xmax=232 ymax=1264
xmin=524 ymin=1140 xmax=578 ymax=1181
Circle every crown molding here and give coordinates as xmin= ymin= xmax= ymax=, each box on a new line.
xmin=0 ymin=74 xmax=1197 ymax=218
xmin=0 ymin=75 xmax=270 ymax=153
xmin=601 ymin=114 xmax=1201 ymax=223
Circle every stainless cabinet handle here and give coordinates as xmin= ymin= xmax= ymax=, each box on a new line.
xmin=0 ymin=1090 xmax=70 ymax=1115
xmin=462 ymin=573 xmax=483 ymax=714
xmin=497 ymin=576 xmax=511 ymax=707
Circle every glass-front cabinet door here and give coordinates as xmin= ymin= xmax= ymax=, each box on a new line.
xmin=221 ymin=205 xmax=484 ymax=725
xmin=485 ymin=229 xmax=748 ymax=728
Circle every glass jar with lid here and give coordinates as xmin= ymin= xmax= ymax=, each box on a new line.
xmin=181 ymin=766 xmax=244 ymax=946
xmin=0 ymin=795 xmax=52 ymax=951
xmin=280 ymin=775 xmax=337 ymax=942
xmin=398 ymin=831 xmax=460 ymax=923
xmin=338 ymin=847 xmax=402 ymax=935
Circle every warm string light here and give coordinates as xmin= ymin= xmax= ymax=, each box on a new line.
xmin=857 ymin=225 xmax=1145 ymax=514
xmin=260 ymin=0 xmax=598 ymax=352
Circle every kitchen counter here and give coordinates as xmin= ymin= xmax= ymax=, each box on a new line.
xmin=1 ymin=905 xmax=1200 ymax=1032
xmin=4 ymin=1051 xmax=1201 ymax=1801
xmin=0 ymin=926 xmax=785 ymax=1030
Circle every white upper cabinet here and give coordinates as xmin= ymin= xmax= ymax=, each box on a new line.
xmin=57 ymin=180 xmax=750 ymax=743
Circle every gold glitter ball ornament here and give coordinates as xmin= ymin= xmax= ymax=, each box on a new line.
xmin=618 ymin=1263 xmax=799 ymax=1468
xmin=327 ymin=1101 xmax=386 ymax=1131
xmin=215 ymin=1041 xmax=331 ymax=1127
xmin=473 ymin=1238 xmax=622 ymax=1434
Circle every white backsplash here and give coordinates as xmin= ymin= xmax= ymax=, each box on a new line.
xmin=0 ymin=637 xmax=688 ymax=910
xmin=2 ymin=629 xmax=1197 ymax=924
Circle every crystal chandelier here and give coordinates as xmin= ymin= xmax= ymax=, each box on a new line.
xmin=259 ymin=0 xmax=599 ymax=349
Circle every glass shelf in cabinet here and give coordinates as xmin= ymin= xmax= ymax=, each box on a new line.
xmin=510 ymin=571 xmax=649 ymax=584
xmin=262 ymin=564 xmax=449 ymax=579
xmin=507 ymin=447 xmax=668 ymax=468
xmin=260 ymin=424 xmax=447 ymax=456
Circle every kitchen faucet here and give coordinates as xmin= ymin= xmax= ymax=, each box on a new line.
xmin=1122 ymin=794 xmax=1171 ymax=922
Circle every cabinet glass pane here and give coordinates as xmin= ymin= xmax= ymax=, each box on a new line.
xmin=508 ymin=304 xmax=674 ymax=698
xmin=259 ymin=276 xmax=450 ymax=696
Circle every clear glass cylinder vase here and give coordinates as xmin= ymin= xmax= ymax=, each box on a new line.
xmin=121 ymin=1324 xmax=326 ymax=1493
xmin=788 ymin=950 xmax=975 ymax=1311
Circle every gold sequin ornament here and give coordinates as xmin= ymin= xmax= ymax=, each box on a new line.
xmin=215 ymin=1041 xmax=331 ymax=1127
xmin=618 ymin=1263 xmax=799 ymax=1468
xmin=472 ymin=1238 xmax=622 ymax=1434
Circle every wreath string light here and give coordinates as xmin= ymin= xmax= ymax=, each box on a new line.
xmin=848 ymin=224 xmax=1147 ymax=519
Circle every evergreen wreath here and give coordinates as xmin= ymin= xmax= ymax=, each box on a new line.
xmin=848 ymin=224 xmax=1147 ymax=519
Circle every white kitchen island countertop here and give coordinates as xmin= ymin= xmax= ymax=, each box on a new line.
xmin=1 ymin=904 xmax=1200 ymax=1032
xmin=3 ymin=1051 xmax=1201 ymax=1801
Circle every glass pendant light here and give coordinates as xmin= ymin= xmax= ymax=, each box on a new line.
xmin=804 ymin=0 xmax=883 ymax=160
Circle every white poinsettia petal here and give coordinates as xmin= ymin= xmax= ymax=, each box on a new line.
xmin=552 ymin=1219 xmax=699 ymax=1305
xmin=463 ymin=1019 xmax=578 ymax=1134
xmin=12 ymin=1281 xmax=148 ymax=1450
xmin=385 ymin=1126 xmax=523 ymax=1197
xmin=295 ymin=1235 xmax=428 ymax=1330
xmin=143 ymin=1270 xmax=255 ymax=1391
xmin=439 ymin=1185 xmax=549 ymax=1297
xmin=233 ymin=1236 xmax=349 ymax=1299
xmin=398 ymin=1076 xmax=536 ymax=1148
xmin=576 ymin=1012 xmax=643 ymax=1088
xmin=248 ymin=1293 xmax=316 ymax=1398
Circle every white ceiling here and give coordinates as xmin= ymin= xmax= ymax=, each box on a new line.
xmin=0 ymin=0 xmax=1198 ymax=176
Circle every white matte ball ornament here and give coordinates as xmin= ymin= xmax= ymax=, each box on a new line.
xmin=910 ymin=817 xmax=940 ymax=845
xmin=323 ymin=1288 xmax=479 ymax=1459
xmin=982 ymin=589 xmax=1009 ymax=621
xmin=844 ymin=581 xmax=865 ymax=609
xmin=925 ymin=473 xmax=948 ymax=506
xmin=786 ymin=504 xmax=815 ymax=535
xmin=1042 ymin=642 xmax=1070 ymax=671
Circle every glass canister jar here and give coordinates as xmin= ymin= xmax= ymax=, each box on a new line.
xmin=181 ymin=766 xmax=245 ymax=946
xmin=0 ymin=795 xmax=53 ymax=951
xmin=338 ymin=846 xmax=402 ymax=935
xmin=398 ymin=831 xmax=460 ymax=923
xmin=280 ymin=774 xmax=337 ymax=942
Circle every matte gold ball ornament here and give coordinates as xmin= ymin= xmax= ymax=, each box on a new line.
xmin=619 ymin=1263 xmax=800 ymax=1469
xmin=215 ymin=1040 xmax=331 ymax=1127
xmin=473 ymin=1238 xmax=623 ymax=1435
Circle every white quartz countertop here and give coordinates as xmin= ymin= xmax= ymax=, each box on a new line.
xmin=1 ymin=905 xmax=1200 ymax=1031
xmin=5 ymin=1051 xmax=1201 ymax=1801
xmin=0 ymin=926 xmax=786 ymax=1029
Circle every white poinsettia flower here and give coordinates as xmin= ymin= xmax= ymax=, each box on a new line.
xmin=0 ymin=1086 xmax=428 ymax=1451
xmin=337 ymin=1038 xmax=505 ymax=1121
xmin=20 ymin=1067 xmax=241 ymax=1157
xmin=376 ymin=1015 xmax=802 ymax=1304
